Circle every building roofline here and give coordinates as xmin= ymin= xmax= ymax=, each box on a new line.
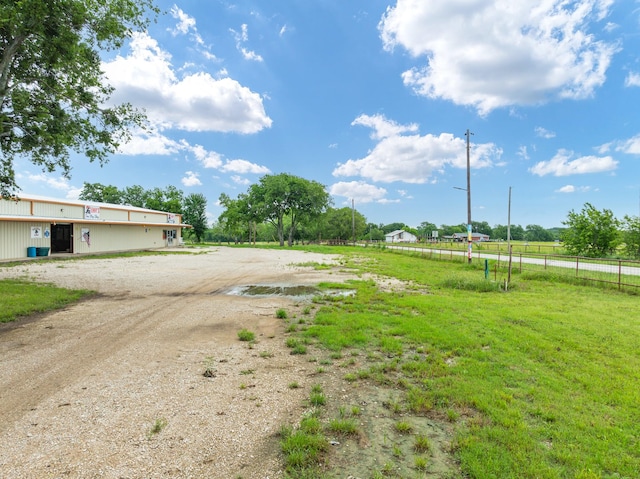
xmin=0 ymin=215 xmax=191 ymax=228
xmin=1 ymin=193 xmax=179 ymax=216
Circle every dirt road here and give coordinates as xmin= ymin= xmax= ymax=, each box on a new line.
xmin=0 ymin=247 xmax=353 ymax=478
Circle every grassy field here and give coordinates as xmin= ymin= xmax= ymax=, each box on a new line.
xmin=3 ymin=246 xmax=639 ymax=477
xmin=0 ymin=279 xmax=93 ymax=323
xmin=279 ymin=245 xmax=640 ymax=478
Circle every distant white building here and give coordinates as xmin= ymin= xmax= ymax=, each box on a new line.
xmin=385 ymin=230 xmax=417 ymax=243
xmin=449 ymin=232 xmax=490 ymax=242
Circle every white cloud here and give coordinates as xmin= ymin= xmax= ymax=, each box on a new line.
xmin=191 ymin=145 xmax=224 ymax=168
xmin=517 ymin=146 xmax=530 ymax=161
xmin=625 ymin=72 xmax=640 ymax=87
xmin=181 ymin=171 xmax=202 ymax=187
xmin=530 ymin=149 xmax=618 ymax=176
xmin=169 ymin=6 xmax=196 ymax=36
xmin=230 ymin=24 xmax=264 ymax=62
xmin=26 ymin=174 xmax=81 ymax=199
xmin=535 ymin=127 xmax=556 ymax=139
xmin=379 ymin=0 xmax=618 ymax=115
xmin=352 ymin=113 xmax=418 ymax=140
xmin=335 ymin=114 xmax=501 ymax=184
xmin=27 ymin=173 xmax=72 ymax=191
xmin=66 ymin=188 xmax=82 ymax=200
xmin=557 ymin=185 xmax=575 ymax=193
xmin=556 ymin=185 xmax=592 ymax=193
xmin=231 ymin=175 xmax=252 ymax=186
xmin=220 ymin=159 xmax=271 ymax=175
xmin=329 ymin=181 xmax=388 ymax=204
xmin=189 ymin=144 xmax=270 ymax=175
xmin=169 ymin=6 xmax=217 ymax=59
xmin=102 ymin=32 xmax=271 ymax=134
xmin=118 ymin=128 xmax=184 ymax=155
xmin=615 ymin=134 xmax=640 ymax=154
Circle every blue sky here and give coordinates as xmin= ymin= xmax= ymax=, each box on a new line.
xmin=15 ymin=0 xmax=640 ymax=229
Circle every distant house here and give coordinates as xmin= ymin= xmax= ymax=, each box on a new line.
xmin=385 ymin=229 xmax=417 ymax=243
xmin=449 ymin=232 xmax=490 ymax=242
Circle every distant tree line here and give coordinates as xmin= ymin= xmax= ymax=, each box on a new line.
xmin=81 ymin=177 xmax=640 ymax=259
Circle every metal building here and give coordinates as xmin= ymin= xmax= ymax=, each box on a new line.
xmin=0 ymin=194 xmax=190 ymax=261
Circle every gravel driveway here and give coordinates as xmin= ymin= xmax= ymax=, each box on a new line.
xmin=0 ymin=247 xmax=354 ymax=479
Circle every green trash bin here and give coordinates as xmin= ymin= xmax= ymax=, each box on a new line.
xmin=27 ymin=246 xmax=36 ymax=257
xmin=36 ymin=247 xmax=50 ymax=256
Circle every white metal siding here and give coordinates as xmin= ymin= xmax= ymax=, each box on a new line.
xmin=0 ymin=221 xmax=51 ymax=260
xmin=0 ymin=198 xmax=31 ymax=216
xmin=34 ymin=202 xmax=83 ymax=220
xmin=129 ymin=211 xmax=172 ymax=225
xmin=73 ymin=224 xmax=166 ymax=254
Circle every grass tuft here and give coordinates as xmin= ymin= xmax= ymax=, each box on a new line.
xmin=237 ymin=328 xmax=255 ymax=342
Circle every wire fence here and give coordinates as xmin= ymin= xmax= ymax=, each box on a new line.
xmin=369 ymin=243 xmax=640 ymax=292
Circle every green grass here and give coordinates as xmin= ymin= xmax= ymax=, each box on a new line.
xmin=0 ymin=279 xmax=93 ymax=323
xmin=327 ymin=418 xmax=358 ymax=436
xmin=284 ymin=245 xmax=640 ymax=478
xmin=147 ymin=417 xmax=168 ymax=439
xmin=237 ymin=328 xmax=255 ymax=342
xmin=394 ymin=420 xmax=413 ymax=434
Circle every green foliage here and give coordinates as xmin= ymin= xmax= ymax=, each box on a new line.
xmin=182 ymin=193 xmax=208 ymax=242
xmin=78 ymin=183 xmax=123 ymax=204
xmin=79 ymin=182 xmax=184 ymax=214
xmin=290 ymin=246 xmax=640 ymax=477
xmin=147 ymin=417 xmax=167 ymax=439
xmin=280 ymin=426 xmax=329 ymax=472
xmin=394 ymin=420 xmax=413 ymax=434
xmin=413 ymin=434 xmax=431 ymax=454
xmin=239 ymin=174 xmax=330 ymax=246
xmin=561 ymin=203 xmax=621 ymax=257
xmin=485 ymin=224 xmax=528 ymax=241
xmin=237 ymin=328 xmax=255 ymax=342
xmin=525 ymin=224 xmax=555 ymax=242
xmin=327 ymin=418 xmax=358 ymax=436
xmin=0 ymin=279 xmax=92 ymax=322
xmin=621 ymin=214 xmax=640 ymax=258
xmin=321 ymin=206 xmax=367 ymax=241
xmin=0 ymin=0 xmax=158 ymax=196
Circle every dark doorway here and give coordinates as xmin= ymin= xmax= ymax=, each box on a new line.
xmin=51 ymin=224 xmax=73 ymax=253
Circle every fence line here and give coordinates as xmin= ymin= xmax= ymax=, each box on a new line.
xmin=369 ymin=243 xmax=640 ymax=292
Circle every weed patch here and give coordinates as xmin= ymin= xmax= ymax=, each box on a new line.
xmin=237 ymin=328 xmax=255 ymax=342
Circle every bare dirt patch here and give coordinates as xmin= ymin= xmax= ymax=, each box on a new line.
xmin=0 ymin=247 xmax=355 ymax=478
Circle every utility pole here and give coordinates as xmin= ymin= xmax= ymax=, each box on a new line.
xmin=465 ymin=129 xmax=473 ymax=264
xmin=507 ymin=186 xmax=512 ymax=288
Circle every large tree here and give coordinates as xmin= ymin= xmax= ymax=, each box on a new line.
xmin=247 ymin=174 xmax=330 ymax=247
xmin=78 ymin=182 xmax=122 ymax=204
xmin=525 ymin=224 xmax=554 ymax=242
xmin=621 ymin=215 xmax=640 ymax=259
xmin=323 ymin=207 xmax=367 ymax=242
xmin=561 ymin=203 xmax=620 ymax=257
xmin=285 ymin=175 xmax=331 ymax=246
xmin=145 ymin=185 xmax=183 ymax=214
xmin=0 ymin=0 xmax=157 ymax=196
xmin=217 ymin=193 xmax=249 ymax=244
xmin=416 ymin=221 xmax=438 ymax=240
xmin=182 ymin=193 xmax=207 ymax=243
